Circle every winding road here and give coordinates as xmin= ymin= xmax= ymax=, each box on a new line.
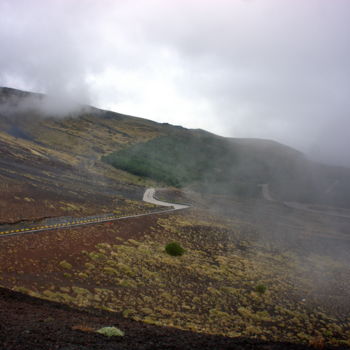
xmin=261 ymin=183 xmax=350 ymax=219
xmin=0 ymin=188 xmax=189 ymax=238
xmin=142 ymin=188 xmax=189 ymax=210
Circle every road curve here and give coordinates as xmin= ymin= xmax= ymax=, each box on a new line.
xmin=259 ymin=184 xmax=276 ymax=202
xmin=0 ymin=188 xmax=189 ymax=238
xmin=143 ymin=188 xmax=189 ymax=210
xmin=260 ymin=183 xmax=350 ymax=219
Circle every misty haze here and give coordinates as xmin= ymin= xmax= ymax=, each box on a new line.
xmin=0 ymin=1 xmax=350 ymax=349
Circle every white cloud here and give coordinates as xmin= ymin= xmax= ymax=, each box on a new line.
xmin=1 ymin=0 xmax=350 ymax=165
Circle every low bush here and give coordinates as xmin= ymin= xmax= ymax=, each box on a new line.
xmin=255 ymin=284 xmax=267 ymax=294
xmin=59 ymin=260 xmax=72 ymax=270
xmin=165 ymin=242 xmax=185 ymax=256
xmin=97 ymin=326 xmax=124 ymax=337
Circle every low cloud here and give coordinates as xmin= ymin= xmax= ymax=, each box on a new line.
xmin=1 ymin=0 xmax=350 ymax=166
xmin=0 ymin=89 xmax=86 ymax=118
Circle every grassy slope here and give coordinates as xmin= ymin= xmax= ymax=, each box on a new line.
xmin=1 ymin=205 xmax=350 ymax=346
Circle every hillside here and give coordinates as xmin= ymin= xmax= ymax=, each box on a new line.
xmin=102 ymin=124 xmax=350 ymax=208
xmin=1 ymin=287 xmax=331 ymax=350
xmin=1 ymin=87 xmax=350 ymax=348
xmin=1 ymin=86 xmax=349 ymax=210
xmin=0 ymin=87 xmax=164 ymax=222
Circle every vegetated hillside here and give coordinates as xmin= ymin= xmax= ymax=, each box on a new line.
xmin=0 ymin=87 xmax=168 ymax=222
xmin=1 ymin=287 xmax=332 ymax=350
xmin=103 ymin=131 xmax=350 ymax=208
xmin=1 ymin=86 xmax=350 ymax=212
xmin=2 ymin=197 xmax=350 ymax=347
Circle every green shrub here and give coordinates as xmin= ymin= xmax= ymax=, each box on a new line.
xmin=103 ymin=267 xmax=119 ymax=276
xmin=97 ymin=326 xmax=124 ymax=337
xmin=59 ymin=260 xmax=72 ymax=270
xmin=255 ymin=284 xmax=267 ymax=294
xmin=165 ymin=242 xmax=185 ymax=256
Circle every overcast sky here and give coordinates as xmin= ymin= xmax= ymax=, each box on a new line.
xmin=1 ymin=0 xmax=350 ymax=166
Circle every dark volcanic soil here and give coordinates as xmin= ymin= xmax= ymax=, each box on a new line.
xmin=0 ymin=287 xmax=343 ymax=350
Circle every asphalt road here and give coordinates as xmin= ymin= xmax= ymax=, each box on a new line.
xmin=143 ymin=188 xmax=189 ymax=210
xmin=0 ymin=188 xmax=189 ymax=238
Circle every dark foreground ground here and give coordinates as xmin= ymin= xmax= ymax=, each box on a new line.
xmin=0 ymin=288 xmax=346 ymax=350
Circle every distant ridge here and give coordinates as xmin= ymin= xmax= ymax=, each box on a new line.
xmin=1 ymin=86 xmax=350 ymax=208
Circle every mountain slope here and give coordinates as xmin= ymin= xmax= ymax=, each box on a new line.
xmin=1 ymin=287 xmax=327 ymax=350
xmin=102 ymin=127 xmax=350 ymax=207
xmin=2 ymin=87 xmax=350 ymax=347
xmin=1 ymin=86 xmax=350 ymax=214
